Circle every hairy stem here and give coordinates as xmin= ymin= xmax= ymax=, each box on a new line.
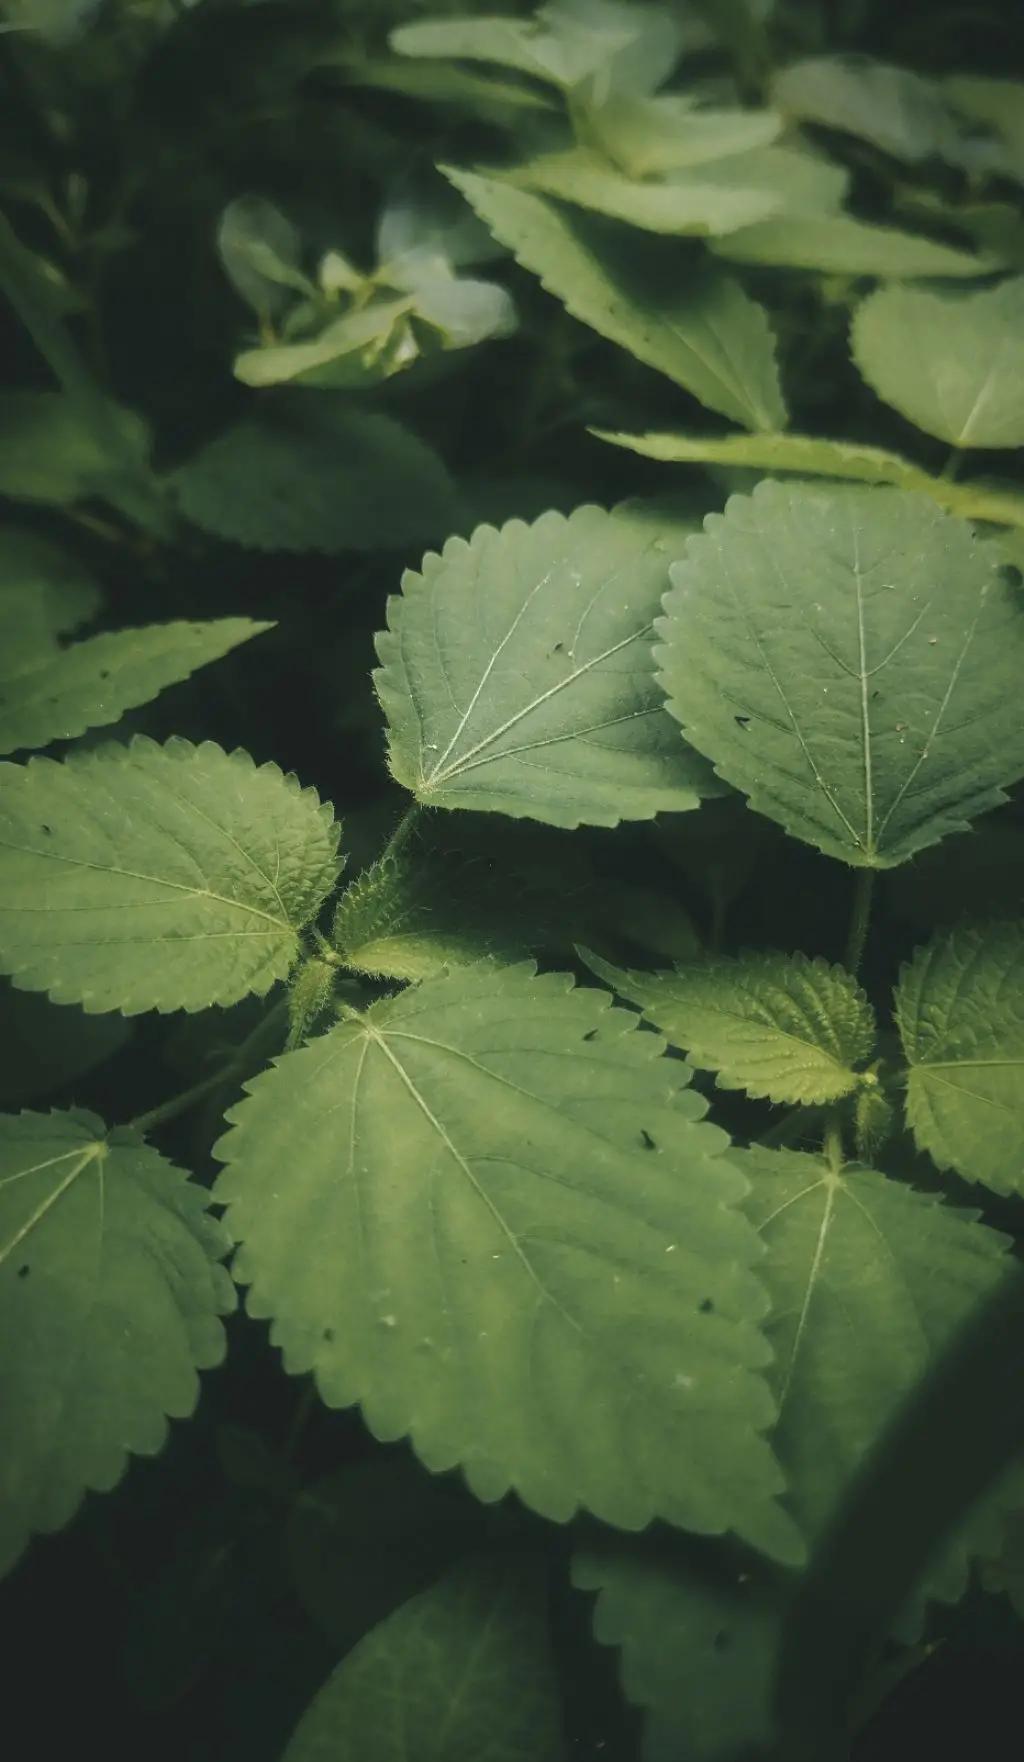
xmin=845 ymin=868 xmax=875 ymax=976
xmin=380 ymin=802 xmax=422 ymax=865
xmin=823 ymin=1108 xmax=845 ymax=1172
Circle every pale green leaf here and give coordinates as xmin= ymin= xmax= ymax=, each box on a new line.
xmin=215 ymin=964 xmax=802 ymax=1563
xmin=0 ymin=981 xmax=129 ymax=1107
xmin=0 ymin=736 xmax=340 ymax=1014
xmin=656 ymin=482 xmax=1024 ymax=867
xmin=508 ymin=146 xmax=779 ymax=235
xmin=282 ymin=1557 xmax=564 ymax=1762
xmin=232 ymin=299 xmax=415 ymax=391
xmin=217 ymin=195 xmax=313 ymax=320
xmin=391 ymin=3 xmax=681 ymax=97
xmin=375 ymin=503 xmax=719 ymax=829
xmin=897 ymin=921 xmax=1024 ymax=1197
xmin=330 ymin=51 xmax=558 ymax=115
xmin=711 ymin=212 xmax=990 ymax=278
xmin=174 ymin=402 xmax=461 ymax=552
xmin=772 ymin=55 xmax=960 ymax=164
xmin=0 ymin=617 xmax=270 ymax=756
xmin=575 ymin=1144 xmax=1023 ymax=1756
xmin=446 ymin=169 xmax=786 ymax=429
xmin=0 ymin=1108 xmax=234 ymax=1577
xmin=590 ymin=425 xmax=1024 ymax=528
xmin=583 ymin=93 xmax=782 ymax=177
xmin=852 ymin=278 xmax=1024 ymax=449
xmin=583 ymin=948 xmax=877 ymax=1104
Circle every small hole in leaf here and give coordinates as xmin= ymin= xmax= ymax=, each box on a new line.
xmin=17 ymin=1264 xmax=30 ymax=1279
xmin=551 ymin=642 xmax=564 ymax=655
xmin=734 ymin=715 xmax=751 ymax=729
xmin=640 ymin=1129 xmax=657 ymax=1150
xmin=699 ymin=1297 xmax=714 ymax=1313
xmin=583 ymin=1028 xmax=598 ymax=1042
xmin=998 ymin=563 xmax=1022 ymax=589
xmin=40 ymin=824 xmax=52 ymax=835
xmin=712 ymin=1630 xmax=730 ymax=1652
xmin=99 ymin=669 xmax=110 ymax=680
xmin=322 ymin=1327 xmax=335 ymax=1343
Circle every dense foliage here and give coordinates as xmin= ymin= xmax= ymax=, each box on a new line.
xmin=2 ymin=2 xmax=1024 ymax=1758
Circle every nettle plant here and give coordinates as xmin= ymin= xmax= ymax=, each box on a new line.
xmin=3 ymin=1 xmax=1024 ymax=1758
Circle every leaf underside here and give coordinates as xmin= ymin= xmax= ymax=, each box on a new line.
xmin=215 ymin=964 xmax=802 ymax=1564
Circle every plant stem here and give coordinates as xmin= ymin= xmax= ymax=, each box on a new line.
xmin=845 ymin=869 xmax=875 ymax=976
xmin=380 ymin=802 xmax=421 ymax=865
xmin=940 ymin=446 xmax=964 ymax=482
xmin=823 ymin=1109 xmax=845 ymax=1172
xmin=128 ymin=999 xmax=288 ymax=1135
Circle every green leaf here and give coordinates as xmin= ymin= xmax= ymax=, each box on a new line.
xmin=944 ymin=76 xmax=1024 ymax=186
xmin=0 ymin=980 xmax=129 ymax=1107
xmin=282 ymin=1557 xmax=564 ymax=1762
xmin=507 ymin=146 xmax=781 ymax=235
xmin=583 ymin=948 xmax=877 ymax=1104
xmin=573 ymin=1535 xmax=783 ymax=1762
xmin=772 ymin=55 xmax=961 ymax=164
xmin=576 ymin=1146 xmax=1024 ymax=1756
xmin=174 ymin=401 xmax=461 ymax=553
xmin=232 ymin=298 xmax=415 ymax=391
xmin=0 ymin=389 xmax=151 ymax=507
xmin=590 ymin=424 xmax=1024 ymax=528
xmin=215 ymin=964 xmax=802 ymax=1563
xmin=0 ymin=527 xmax=102 ymax=674
xmin=897 ymin=921 xmax=1024 ymax=1197
xmin=0 ymin=737 xmax=340 ymax=1014
xmin=656 ymin=482 xmax=1024 ymax=867
xmin=742 ymin=1146 xmax=1022 ymax=1615
xmin=375 ymin=503 xmax=719 ymax=829
xmin=851 ymin=278 xmax=1024 ymax=449
xmin=0 ymin=617 xmax=270 ymax=756
xmin=711 ymin=212 xmax=990 ymax=278
xmin=217 ymin=195 xmax=313 ymax=320
xmin=445 ymin=169 xmax=786 ymax=429
xmin=286 ymin=1456 xmax=491 ymax=1649
xmin=391 ymin=3 xmax=682 ymax=97
xmin=0 ymin=1108 xmax=234 ymax=1577
xmin=583 ymin=93 xmax=782 ymax=177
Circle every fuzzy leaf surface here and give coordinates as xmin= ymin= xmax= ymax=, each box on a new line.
xmin=656 ymin=482 xmax=1024 ymax=866
xmin=0 ymin=618 xmax=269 ymax=756
xmin=897 ymin=921 xmax=1024 ymax=1196
xmin=215 ymin=964 xmax=801 ymax=1563
xmin=0 ymin=737 xmax=340 ymax=1013
xmin=852 ymin=278 xmax=1024 ymax=449
xmin=282 ymin=1557 xmax=564 ymax=1762
xmin=0 ymin=1109 xmax=234 ymax=1577
xmin=584 ymin=948 xmax=876 ymax=1104
xmin=375 ymin=503 xmax=719 ymax=828
xmin=446 ymin=169 xmax=785 ymax=430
